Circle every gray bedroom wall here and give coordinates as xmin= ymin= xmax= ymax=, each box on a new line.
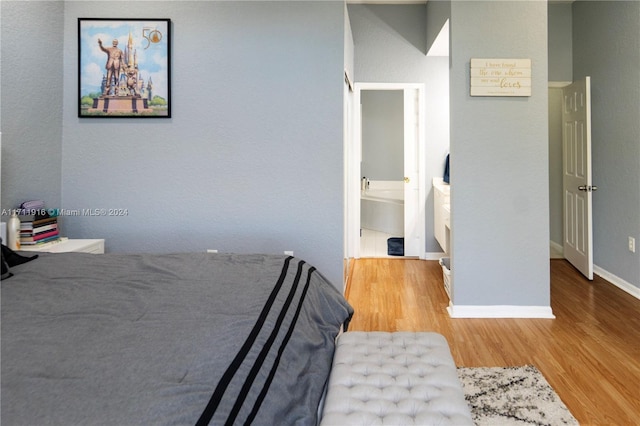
xmin=547 ymin=3 xmax=573 ymax=249
xmin=344 ymin=4 xmax=355 ymax=86
xmin=572 ymin=1 xmax=640 ymax=290
xmin=361 ymin=90 xmax=403 ymax=181
xmin=56 ymin=1 xmax=346 ymax=286
xmin=1 ymin=1 xmax=64 ymax=214
xmin=548 ymin=2 xmax=573 ymax=82
xmin=449 ymin=1 xmax=550 ymax=307
xmin=348 ymin=4 xmax=450 ymax=254
xmin=548 ymin=87 xmax=564 ymax=247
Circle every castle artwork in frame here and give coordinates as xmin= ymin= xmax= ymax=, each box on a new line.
xmin=78 ymin=18 xmax=171 ymax=118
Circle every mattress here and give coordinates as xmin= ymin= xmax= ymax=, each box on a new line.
xmin=1 ymin=252 xmax=353 ymax=425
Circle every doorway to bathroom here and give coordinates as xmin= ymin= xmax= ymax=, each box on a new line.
xmin=346 ymin=82 xmax=426 ymax=259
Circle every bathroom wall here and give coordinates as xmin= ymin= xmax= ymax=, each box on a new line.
xmin=360 ymin=90 xmax=403 ymax=181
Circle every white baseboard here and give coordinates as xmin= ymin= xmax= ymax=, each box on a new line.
xmin=425 ymin=251 xmax=446 ymax=260
xmin=447 ymin=303 xmax=555 ymax=319
xmin=423 ymin=253 xmax=640 ymax=303
xmin=594 ymin=265 xmax=640 ymax=300
xmin=549 ymin=240 xmax=564 ymax=259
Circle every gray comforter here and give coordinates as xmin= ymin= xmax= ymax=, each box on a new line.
xmin=1 ymin=252 xmax=353 ymax=426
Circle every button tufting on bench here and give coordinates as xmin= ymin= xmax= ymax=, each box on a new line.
xmin=320 ymin=332 xmax=473 ymax=425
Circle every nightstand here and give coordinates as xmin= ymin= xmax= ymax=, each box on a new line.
xmin=19 ymin=238 xmax=105 ymax=254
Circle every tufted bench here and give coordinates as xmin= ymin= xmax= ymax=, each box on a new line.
xmin=320 ymin=332 xmax=473 ymax=425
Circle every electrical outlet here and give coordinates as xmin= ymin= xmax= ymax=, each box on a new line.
xmin=207 ymin=249 xmax=218 ymax=253
xmin=629 ymin=237 xmax=636 ymax=253
xmin=284 ymin=251 xmax=294 ymax=256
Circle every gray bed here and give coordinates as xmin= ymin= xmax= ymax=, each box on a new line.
xmin=1 ymin=251 xmax=353 ymax=426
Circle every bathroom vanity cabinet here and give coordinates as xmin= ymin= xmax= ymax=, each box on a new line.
xmin=433 ymin=178 xmax=450 ymax=254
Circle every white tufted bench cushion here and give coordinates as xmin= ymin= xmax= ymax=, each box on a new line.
xmin=320 ymin=332 xmax=473 ymax=425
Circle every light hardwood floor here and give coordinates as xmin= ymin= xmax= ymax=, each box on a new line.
xmin=344 ymin=258 xmax=640 ymax=425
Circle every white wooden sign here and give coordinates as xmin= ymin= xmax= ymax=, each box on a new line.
xmin=470 ymin=58 xmax=531 ymax=97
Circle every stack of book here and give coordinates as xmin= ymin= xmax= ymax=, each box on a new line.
xmin=19 ymin=212 xmax=60 ymax=246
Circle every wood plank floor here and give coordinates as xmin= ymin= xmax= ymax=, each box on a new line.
xmin=344 ymin=258 xmax=640 ymax=425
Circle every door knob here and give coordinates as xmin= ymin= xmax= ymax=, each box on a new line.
xmin=404 ymin=177 xmax=410 ymax=183
xmin=578 ymin=185 xmax=598 ymax=192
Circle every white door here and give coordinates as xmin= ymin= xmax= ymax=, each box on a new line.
xmin=562 ymin=77 xmax=594 ymax=279
xmin=347 ymin=83 xmax=425 ymax=259
xmin=403 ymin=88 xmax=421 ymax=256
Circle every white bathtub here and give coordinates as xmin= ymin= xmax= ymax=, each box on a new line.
xmin=361 ymin=181 xmax=404 ymax=235
xmin=361 ymin=189 xmax=404 ymax=203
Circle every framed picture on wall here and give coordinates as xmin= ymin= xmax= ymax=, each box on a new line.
xmin=78 ymin=18 xmax=171 ymax=118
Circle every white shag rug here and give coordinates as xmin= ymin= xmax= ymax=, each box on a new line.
xmin=457 ymin=365 xmax=579 ymax=426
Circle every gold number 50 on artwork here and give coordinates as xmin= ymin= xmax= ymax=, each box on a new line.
xmin=142 ymin=27 xmax=162 ymax=49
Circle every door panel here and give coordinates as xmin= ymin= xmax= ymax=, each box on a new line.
xmin=403 ymin=88 xmax=420 ymax=256
xmin=562 ymin=77 xmax=593 ymax=280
